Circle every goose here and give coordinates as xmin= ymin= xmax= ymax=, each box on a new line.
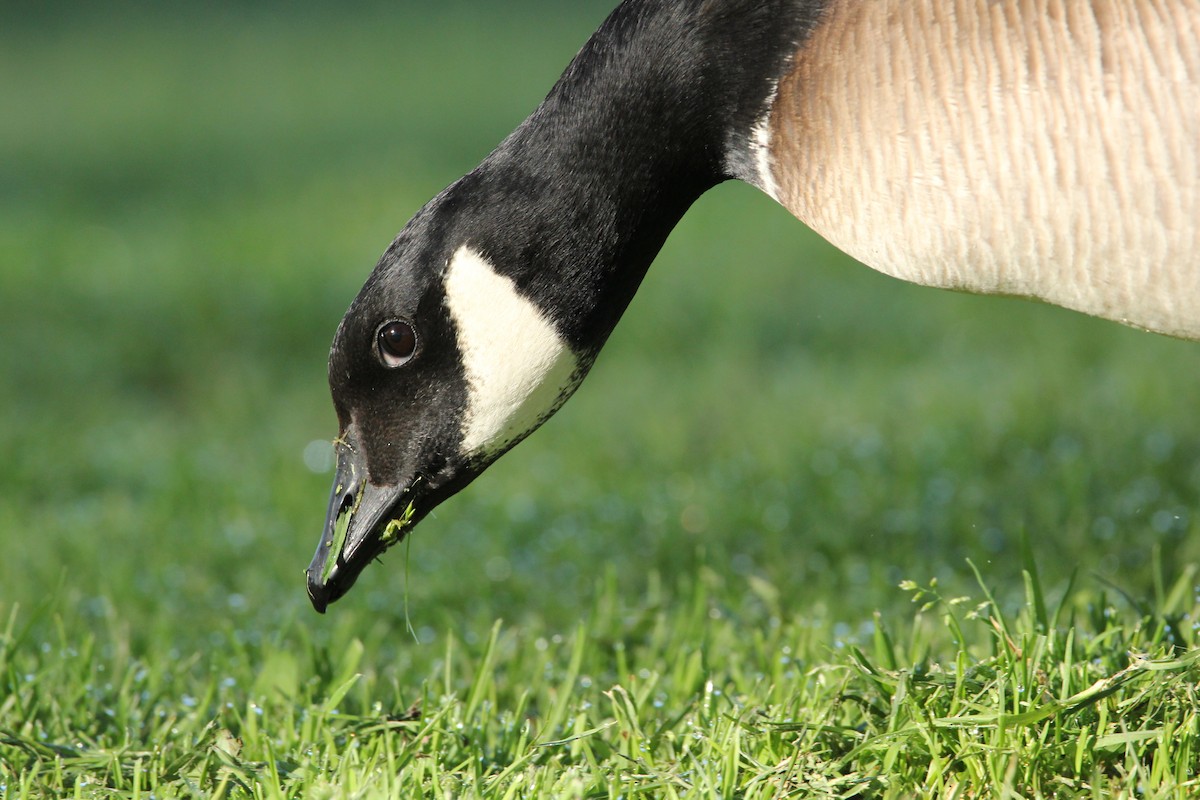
xmin=306 ymin=0 xmax=1200 ymax=612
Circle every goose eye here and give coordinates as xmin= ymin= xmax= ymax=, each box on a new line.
xmin=377 ymin=320 xmax=417 ymax=367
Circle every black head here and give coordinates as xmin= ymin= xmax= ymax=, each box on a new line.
xmin=306 ymin=187 xmax=587 ymax=611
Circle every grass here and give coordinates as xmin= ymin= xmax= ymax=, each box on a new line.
xmin=2 ymin=2 xmax=1200 ymax=797
xmin=4 ymin=561 xmax=1199 ymax=797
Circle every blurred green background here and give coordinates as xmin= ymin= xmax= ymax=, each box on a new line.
xmin=3 ymin=1 xmax=1198 ymax=663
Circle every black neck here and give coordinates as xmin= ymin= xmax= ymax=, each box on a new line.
xmin=444 ymin=0 xmax=821 ymax=353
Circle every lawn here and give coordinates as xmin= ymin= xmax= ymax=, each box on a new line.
xmin=2 ymin=3 xmax=1199 ymax=797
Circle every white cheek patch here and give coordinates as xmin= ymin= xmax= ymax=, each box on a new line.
xmin=444 ymin=246 xmax=580 ymax=457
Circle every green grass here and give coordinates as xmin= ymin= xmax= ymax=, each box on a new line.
xmin=4 ymin=563 xmax=1199 ymax=797
xmin=3 ymin=3 xmax=1200 ymax=797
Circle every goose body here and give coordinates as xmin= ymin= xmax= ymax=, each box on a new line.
xmin=307 ymin=0 xmax=1200 ymax=611
xmin=767 ymin=0 xmax=1200 ymax=338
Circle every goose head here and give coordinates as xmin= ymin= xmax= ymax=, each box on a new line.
xmin=306 ymin=185 xmax=590 ymax=611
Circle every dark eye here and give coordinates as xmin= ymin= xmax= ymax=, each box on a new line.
xmin=376 ymin=320 xmax=417 ymax=368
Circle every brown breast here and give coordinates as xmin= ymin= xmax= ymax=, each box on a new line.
xmin=767 ymin=0 xmax=1200 ymax=339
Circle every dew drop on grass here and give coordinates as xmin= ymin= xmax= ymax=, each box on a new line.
xmin=505 ymin=493 xmax=537 ymax=523
xmin=303 ymin=440 xmax=335 ymax=473
xmin=1144 ymin=430 xmax=1175 ymax=462
xmin=1151 ymin=509 xmax=1181 ymax=534
xmin=982 ymin=527 xmax=1006 ymax=553
xmin=680 ymin=504 xmax=708 ymax=533
xmin=1091 ymin=516 xmax=1117 ymax=541
xmin=761 ymin=503 xmax=790 ymax=532
xmin=485 ymin=556 xmax=511 ymax=582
